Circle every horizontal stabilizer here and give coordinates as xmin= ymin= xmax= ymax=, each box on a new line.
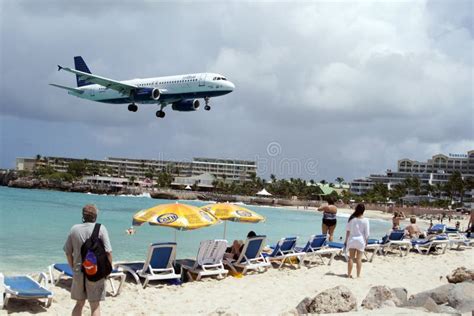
xmin=49 ymin=83 xmax=84 ymax=94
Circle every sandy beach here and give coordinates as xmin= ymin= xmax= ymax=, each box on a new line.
xmin=3 ymin=242 xmax=473 ymax=315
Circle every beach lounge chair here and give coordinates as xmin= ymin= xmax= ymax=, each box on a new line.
xmin=324 ymin=239 xmax=379 ymax=262
xmin=428 ymin=224 xmax=446 ymax=235
xmin=379 ymin=230 xmax=411 ymax=256
xmin=48 ymin=263 xmax=126 ymax=296
xmin=411 ymin=235 xmax=449 ymax=255
xmin=1 ymin=273 xmax=53 ymax=309
xmin=262 ymin=237 xmax=305 ymax=269
xmin=295 ymin=234 xmax=341 ymax=266
xmin=115 ymin=242 xmax=180 ymax=288
xmin=180 ymin=239 xmax=229 ymax=281
xmin=224 ymin=235 xmax=271 ymax=274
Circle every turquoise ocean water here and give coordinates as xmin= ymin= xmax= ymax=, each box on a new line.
xmin=0 ymin=187 xmax=391 ymax=273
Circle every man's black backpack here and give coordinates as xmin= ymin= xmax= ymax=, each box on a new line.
xmin=80 ymin=223 xmax=112 ymax=281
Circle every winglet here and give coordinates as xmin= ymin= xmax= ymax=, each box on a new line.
xmin=57 ymin=65 xmax=63 ymax=71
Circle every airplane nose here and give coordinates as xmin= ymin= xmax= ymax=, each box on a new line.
xmin=228 ymin=81 xmax=235 ymax=90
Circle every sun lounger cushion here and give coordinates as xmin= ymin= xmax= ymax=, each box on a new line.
xmin=4 ymin=276 xmax=52 ymax=297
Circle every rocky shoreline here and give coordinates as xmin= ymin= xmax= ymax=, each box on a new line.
xmin=294 ymin=267 xmax=474 ymax=315
xmin=0 ymin=171 xmax=323 ymax=208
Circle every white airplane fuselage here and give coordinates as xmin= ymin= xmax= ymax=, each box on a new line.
xmin=69 ymin=72 xmax=235 ymax=105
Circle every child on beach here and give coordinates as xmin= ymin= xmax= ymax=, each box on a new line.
xmin=344 ymin=203 xmax=369 ymax=278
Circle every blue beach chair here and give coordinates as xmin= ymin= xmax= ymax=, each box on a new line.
xmin=428 ymin=224 xmax=446 ymax=235
xmin=48 ymin=263 xmax=126 ymax=296
xmin=411 ymin=235 xmax=449 ymax=255
xmin=379 ymin=230 xmax=411 ymax=256
xmin=115 ymin=242 xmax=180 ymax=288
xmin=262 ymin=237 xmax=304 ymax=269
xmin=224 ymin=235 xmax=271 ymax=274
xmin=295 ymin=234 xmax=341 ymax=266
xmin=1 ymin=273 xmax=53 ymax=309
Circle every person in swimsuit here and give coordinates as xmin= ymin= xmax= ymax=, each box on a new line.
xmin=318 ymin=197 xmax=337 ymax=241
xmin=392 ymin=211 xmax=404 ymax=230
xmin=344 ymin=203 xmax=369 ymax=278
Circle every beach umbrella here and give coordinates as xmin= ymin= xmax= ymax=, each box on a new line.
xmin=201 ymin=203 xmax=265 ymax=238
xmin=132 ymin=203 xmax=220 ymax=240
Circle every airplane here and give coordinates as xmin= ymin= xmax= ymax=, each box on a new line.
xmin=50 ymin=56 xmax=235 ymax=119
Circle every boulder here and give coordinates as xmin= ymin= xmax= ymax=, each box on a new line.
xmin=405 ymin=294 xmax=439 ymax=312
xmin=446 ymin=267 xmax=474 ymax=284
xmin=447 ymin=282 xmax=474 ymax=313
xmin=390 ymin=287 xmax=407 ymax=306
xmin=361 ymin=286 xmax=401 ymax=309
xmin=296 ymin=285 xmax=357 ymax=314
xmin=435 ymin=305 xmax=461 ymax=315
xmin=295 ymin=297 xmax=312 ymax=314
xmin=415 ymin=284 xmax=454 ymax=305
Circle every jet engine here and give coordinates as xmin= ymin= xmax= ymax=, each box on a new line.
xmin=171 ymin=99 xmax=200 ymax=111
xmin=135 ymin=87 xmax=160 ymax=101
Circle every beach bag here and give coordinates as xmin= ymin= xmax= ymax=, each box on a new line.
xmin=81 ymin=223 xmax=112 ymax=281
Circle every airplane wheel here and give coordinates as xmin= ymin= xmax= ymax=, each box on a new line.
xmin=128 ymin=104 xmax=138 ymax=112
xmin=156 ymin=110 xmax=165 ymax=118
xmin=204 ymin=105 xmax=211 ymax=111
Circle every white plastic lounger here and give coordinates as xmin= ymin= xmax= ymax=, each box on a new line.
xmin=48 ymin=263 xmax=125 ymax=296
xmin=1 ymin=273 xmax=53 ymax=309
xmin=181 ymin=239 xmax=229 ymax=281
xmin=365 ymin=239 xmax=381 ymax=262
xmin=379 ymin=230 xmax=411 ymax=256
xmin=411 ymin=236 xmax=449 ymax=255
xmin=115 ymin=242 xmax=180 ymax=288
xmin=295 ymin=234 xmax=340 ymax=266
xmin=225 ymin=236 xmax=271 ymax=274
xmin=262 ymin=237 xmax=305 ymax=269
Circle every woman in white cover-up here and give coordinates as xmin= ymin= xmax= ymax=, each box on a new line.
xmin=344 ymin=203 xmax=369 ymax=278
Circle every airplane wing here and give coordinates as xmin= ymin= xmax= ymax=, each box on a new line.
xmin=57 ymin=65 xmax=137 ymax=95
xmin=49 ymin=83 xmax=84 ymax=94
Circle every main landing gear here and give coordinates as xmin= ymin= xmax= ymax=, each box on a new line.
xmin=128 ymin=103 xmax=138 ymax=112
xmin=156 ymin=103 xmax=166 ymax=119
xmin=156 ymin=110 xmax=165 ymax=118
xmin=204 ymin=97 xmax=211 ymax=111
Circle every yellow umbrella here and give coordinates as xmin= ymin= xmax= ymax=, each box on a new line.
xmin=133 ymin=203 xmax=220 ymax=240
xmin=201 ymin=203 xmax=265 ymax=238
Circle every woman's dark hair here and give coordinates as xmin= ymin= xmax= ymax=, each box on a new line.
xmin=247 ymin=231 xmax=257 ymax=238
xmin=348 ymin=203 xmax=365 ymax=222
xmin=326 ymin=196 xmax=335 ymax=205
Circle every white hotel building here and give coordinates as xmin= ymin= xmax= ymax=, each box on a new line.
xmin=350 ymin=150 xmax=474 ymax=195
xmin=16 ymin=156 xmax=257 ymax=187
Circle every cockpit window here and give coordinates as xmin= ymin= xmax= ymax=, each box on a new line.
xmin=213 ymin=77 xmax=227 ymax=81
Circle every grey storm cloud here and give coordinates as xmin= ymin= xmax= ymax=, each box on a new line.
xmin=0 ymin=0 xmax=473 ymax=181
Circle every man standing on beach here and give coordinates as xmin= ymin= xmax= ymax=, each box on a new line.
xmin=64 ymin=204 xmax=112 ymax=316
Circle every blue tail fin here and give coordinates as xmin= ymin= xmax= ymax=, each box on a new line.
xmin=74 ymin=56 xmax=92 ymax=87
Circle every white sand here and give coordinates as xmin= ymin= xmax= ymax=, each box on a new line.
xmin=3 ymin=246 xmax=473 ymax=315
xmin=3 ymin=208 xmax=472 ymax=315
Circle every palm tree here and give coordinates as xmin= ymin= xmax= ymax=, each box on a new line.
xmin=270 ymin=174 xmax=277 ymax=183
xmin=335 ymin=177 xmax=344 ymax=186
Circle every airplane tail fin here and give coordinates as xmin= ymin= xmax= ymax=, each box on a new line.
xmin=74 ymin=56 xmax=92 ymax=87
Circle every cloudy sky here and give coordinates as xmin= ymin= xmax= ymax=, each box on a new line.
xmin=0 ymin=0 xmax=472 ymax=181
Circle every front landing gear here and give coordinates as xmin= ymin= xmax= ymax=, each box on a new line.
xmin=204 ymin=97 xmax=211 ymax=111
xmin=128 ymin=103 xmax=138 ymax=112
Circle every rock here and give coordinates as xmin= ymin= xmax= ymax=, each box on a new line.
xmin=446 ymin=267 xmax=474 ymax=284
xmin=405 ymin=294 xmax=439 ymax=312
xmin=447 ymin=282 xmax=474 ymax=313
xmin=361 ymin=286 xmax=401 ymax=309
xmin=295 ymin=297 xmax=312 ymax=314
xmin=296 ymin=285 xmax=357 ymax=314
xmin=413 ymin=284 xmax=454 ymax=305
xmin=435 ymin=305 xmax=461 ymax=315
xmin=390 ymin=287 xmax=407 ymax=306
